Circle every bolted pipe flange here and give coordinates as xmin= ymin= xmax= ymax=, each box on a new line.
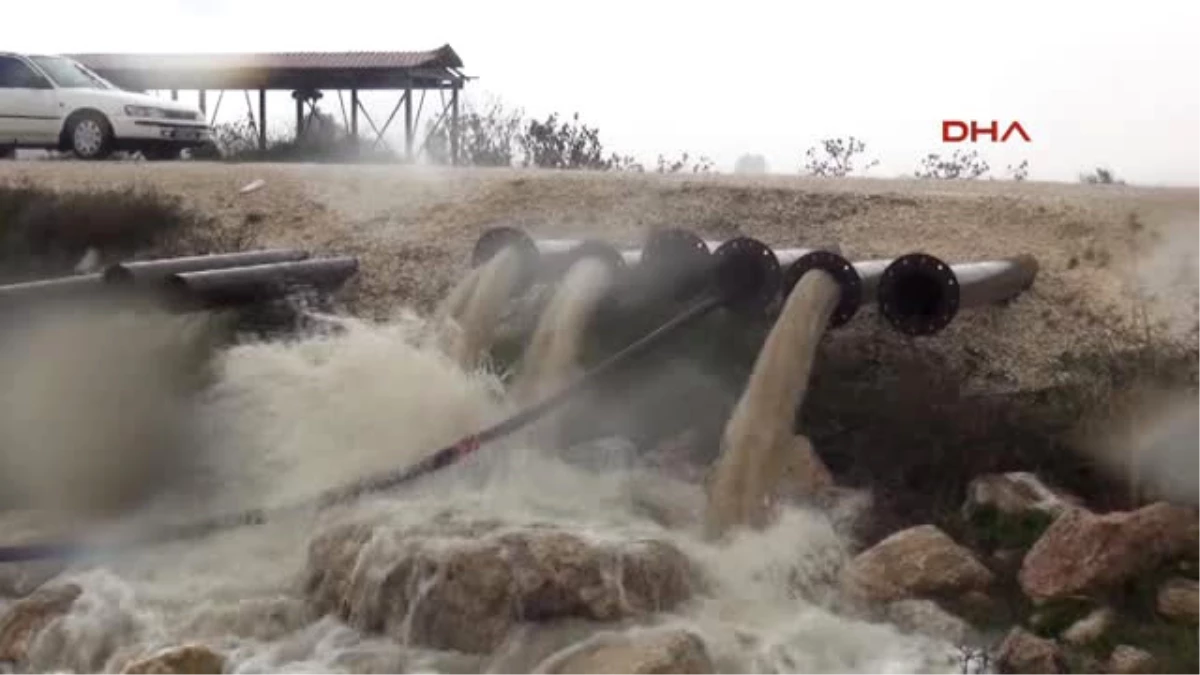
xmin=878 ymin=252 xmax=960 ymax=336
xmin=783 ymin=250 xmax=863 ymax=328
xmin=470 ymin=226 xmax=540 ymax=291
xmin=641 ymin=228 xmax=710 ymax=266
xmin=711 ymin=236 xmax=782 ymax=315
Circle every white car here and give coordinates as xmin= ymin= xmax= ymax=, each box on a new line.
xmin=0 ymin=52 xmax=212 ymax=160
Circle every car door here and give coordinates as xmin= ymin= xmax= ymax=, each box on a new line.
xmin=0 ymin=56 xmax=61 ymax=145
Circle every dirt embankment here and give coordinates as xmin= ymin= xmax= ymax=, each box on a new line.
xmin=2 ymin=162 xmax=1196 ymax=530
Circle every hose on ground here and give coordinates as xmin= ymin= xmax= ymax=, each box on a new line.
xmin=0 ymin=295 xmax=725 ymax=563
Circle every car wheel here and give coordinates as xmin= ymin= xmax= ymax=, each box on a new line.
xmin=68 ymin=112 xmax=114 ymax=160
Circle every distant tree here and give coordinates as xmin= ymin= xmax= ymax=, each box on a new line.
xmin=519 ymin=112 xmax=629 ymax=170
xmin=458 ymin=100 xmax=525 ymax=167
xmin=734 ymin=154 xmax=768 ymax=174
xmin=1080 ymin=166 xmax=1124 ymax=185
xmin=1006 ymin=159 xmax=1030 ymax=181
xmin=802 ymin=136 xmax=879 ymax=177
xmin=914 ymin=149 xmax=990 ymax=180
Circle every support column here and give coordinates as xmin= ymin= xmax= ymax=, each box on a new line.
xmin=198 ymin=90 xmax=207 ymax=115
xmin=350 ymin=90 xmax=359 ymax=138
xmin=449 ymin=86 xmax=460 ymax=166
xmin=258 ymin=89 xmax=267 ymax=151
xmin=295 ymin=94 xmax=304 ymax=140
xmin=171 ymin=89 xmax=178 ymax=101
xmin=404 ymin=85 xmax=413 ymax=162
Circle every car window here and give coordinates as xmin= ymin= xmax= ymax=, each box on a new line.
xmin=28 ymin=56 xmax=110 ymax=89
xmin=0 ymin=56 xmax=48 ymax=89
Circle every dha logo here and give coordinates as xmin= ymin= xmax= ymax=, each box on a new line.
xmin=942 ymin=120 xmax=1031 ymax=143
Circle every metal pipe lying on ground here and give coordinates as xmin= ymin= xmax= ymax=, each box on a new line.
xmin=875 ymin=252 xmax=1039 ymax=336
xmin=164 ymin=257 xmax=359 ymax=309
xmin=103 ymin=249 xmax=311 ymax=284
xmin=0 ymin=273 xmax=105 ymax=305
xmin=780 ymin=253 xmax=897 ymax=328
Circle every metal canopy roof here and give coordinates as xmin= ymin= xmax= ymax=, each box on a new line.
xmin=66 ymin=45 xmax=466 ymax=91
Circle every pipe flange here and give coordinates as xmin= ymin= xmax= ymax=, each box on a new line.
xmin=470 ymin=226 xmax=540 ymax=290
xmin=711 ymin=236 xmax=782 ymax=315
xmin=878 ymin=252 xmax=960 ymax=336
xmin=783 ymin=250 xmax=863 ymax=328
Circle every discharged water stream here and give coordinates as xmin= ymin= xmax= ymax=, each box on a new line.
xmin=0 ymin=267 xmax=960 ymax=673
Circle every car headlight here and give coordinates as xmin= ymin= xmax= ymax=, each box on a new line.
xmin=124 ymin=105 xmax=165 ymax=118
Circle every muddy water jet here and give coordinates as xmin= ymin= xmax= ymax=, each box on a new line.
xmin=704 ymin=269 xmax=842 ymax=539
xmin=510 ymin=258 xmax=617 ymax=409
xmin=441 ymin=245 xmax=526 ymax=370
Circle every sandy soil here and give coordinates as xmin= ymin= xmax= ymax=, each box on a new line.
xmin=2 ymin=161 xmax=1196 ymax=392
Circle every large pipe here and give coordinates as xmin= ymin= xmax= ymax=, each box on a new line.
xmin=164 ymin=257 xmax=359 ymax=309
xmin=0 ymin=273 xmax=105 ymax=305
xmin=104 ymin=249 xmax=311 ymax=285
xmin=780 ymin=253 xmax=898 ymax=328
xmin=875 ymin=252 xmax=1039 ymax=336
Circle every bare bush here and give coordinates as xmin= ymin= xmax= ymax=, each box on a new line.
xmin=802 ymin=136 xmax=879 ymax=177
xmin=1080 ymin=166 xmax=1124 ymax=185
xmin=1006 ymin=160 xmax=1030 ymax=181
xmin=655 ymin=152 xmax=714 ymax=174
xmin=914 ymin=149 xmax=991 ymax=180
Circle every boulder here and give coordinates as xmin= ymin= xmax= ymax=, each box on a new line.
xmin=122 ymin=645 xmax=226 ymax=674
xmin=1059 ymin=606 xmax=1114 ymax=646
xmin=304 ymin=520 xmax=696 ymax=654
xmin=1107 ymin=645 xmax=1156 ymax=674
xmin=840 ymin=525 xmax=994 ymax=603
xmin=0 ymin=561 xmax=65 ymax=599
xmin=882 ymin=599 xmax=970 ymax=645
xmin=1019 ymin=502 xmax=1198 ymax=602
xmin=963 ymin=473 xmax=1081 ymax=550
xmin=0 ymin=583 xmax=81 ymax=664
xmin=994 ymin=627 xmax=1064 ymax=674
xmin=533 ymin=628 xmax=714 ymax=674
xmin=1155 ymin=577 xmax=1198 ymax=624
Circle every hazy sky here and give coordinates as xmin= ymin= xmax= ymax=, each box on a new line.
xmin=9 ymin=0 xmax=1198 ymax=185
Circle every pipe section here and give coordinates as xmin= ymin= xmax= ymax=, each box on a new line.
xmin=876 ymin=252 xmax=1039 ymax=336
xmin=164 ymin=257 xmax=359 ymax=309
xmin=780 ymin=254 xmax=898 ymax=328
xmin=0 ymin=273 xmax=104 ymax=305
xmin=708 ymin=236 xmax=782 ymax=315
xmin=103 ymin=249 xmax=310 ymax=284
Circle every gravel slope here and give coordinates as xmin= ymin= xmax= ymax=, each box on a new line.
xmin=2 ymin=161 xmax=1196 ymax=391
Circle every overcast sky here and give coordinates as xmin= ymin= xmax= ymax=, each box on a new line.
xmin=9 ymin=0 xmax=1198 ymax=185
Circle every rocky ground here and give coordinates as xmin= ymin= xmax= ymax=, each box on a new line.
xmin=0 ymin=162 xmax=1197 ymax=673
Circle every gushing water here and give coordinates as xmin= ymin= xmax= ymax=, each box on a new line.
xmin=0 ymin=273 xmax=958 ymax=673
xmin=704 ymin=271 xmax=841 ymax=538
xmin=433 ymin=246 xmax=525 ymax=371
xmin=510 ymin=257 xmax=615 ymax=407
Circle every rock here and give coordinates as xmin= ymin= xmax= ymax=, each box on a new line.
xmin=534 ymin=628 xmax=714 ymax=674
xmin=964 ymin=473 xmax=1082 ymax=552
xmin=304 ymin=521 xmax=696 ymax=654
xmin=1155 ymin=577 xmax=1198 ymax=623
xmin=883 ymin=599 xmax=970 ymax=644
xmin=963 ymin=472 xmax=1081 ymax=522
xmin=486 ymin=619 xmax=630 ymax=674
xmin=0 ymin=562 xmax=66 ymax=599
xmin=840 ymin=525 xmax=994 ymax=603
xmin=0 ymin=583 xmax=81 ymax=664
xmin=1060 ymin=606 xmax=1115 ymax=646
xmin=994 ymin=627 xmax=1064 ymax=674
xmin=1019 ymin=502 xmax=1199 ymax=602
xmin=1107 ymin=645 xmax=1156 ymax=674
xmin=122 ymin=645 xmax=226 ymax=674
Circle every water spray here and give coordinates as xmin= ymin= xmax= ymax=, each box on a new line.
xmin=0 ymin=236 xmax=783 ymax=563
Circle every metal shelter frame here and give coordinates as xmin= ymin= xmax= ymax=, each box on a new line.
xmin=68 ymin=45 xmax=468 ymax=163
